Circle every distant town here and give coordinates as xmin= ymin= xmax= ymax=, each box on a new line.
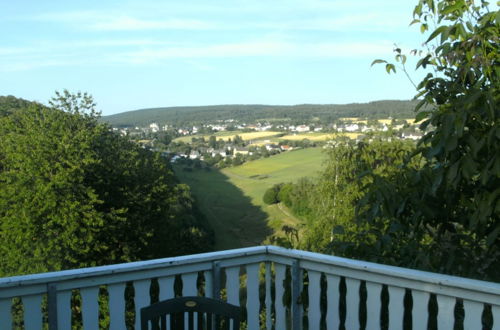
xmin=111 ymin=116 xmax=425 ymax=168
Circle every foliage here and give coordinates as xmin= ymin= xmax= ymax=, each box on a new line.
xmin=262 ymin=184 xmax=282 ymax=205
xmin=298 ymin=138 xmax=417 ymax=253
xmin=0 ymin=95 xmax=39 ymax=117
xmin=364 ymin=0 xmax=499 ymax=280
xmin=0 ymin=92 xmax=213 ymax=276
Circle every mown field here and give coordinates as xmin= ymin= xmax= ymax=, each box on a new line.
xmin=174 ymin=148 xmax=326 ymax=250
xmin=276 ymin=132 xmax=361 ymax=141
xmin=173 ymin=131 xmax=282 ymax=143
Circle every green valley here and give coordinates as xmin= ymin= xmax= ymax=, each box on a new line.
xmin=174 ymin=148 xmax=326 ymax=250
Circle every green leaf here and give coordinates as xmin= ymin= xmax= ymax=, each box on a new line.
xmin=486 ymin=226 xmax=500 ymax=246
xmin=410 ymin=19 xmax=421 ymax=26
xmin=415 ymin=110 xmax=430 ymax=122
xmin=440 ymin=2 xmax=464 ymax=16
xmin=426 ymin=26 xmax=449 ymax=43
xmin=385 ymin=63 xmax=396 ymax=74
xmin=446 ymin=161 xmax=460 ymax=186
xmin=371 ymin=59 xmax=387 ymax=66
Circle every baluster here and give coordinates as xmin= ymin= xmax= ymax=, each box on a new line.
xmin=81 ymin=287 xmax=99 ymax=329
xmin=246 ymin=264 xmax=260 ymax=329
xmin=182 ymin=273 xmax=199 ymax=297
xmin=22 ymin=294 xmax=43 ymax=330
xmin=345 ymin=278 xmax=360 ymax=329
xmin=158 ymin=276 xmax=175 ymax=301
xmin=134 ymin=279 xmax=151 ymax=330
xmin=411 ymin=290 xmax=430 ymax=330
xmin=265 ymin=262 xmax=272 ymax=330
xmin=326 ymin=274 xmax=340 ymax=330
xmin=436 ymin=295 xmax=455 ymax=330
xmin=492 ymin=305 xmax=500 ymax=330
xmin=56 ymin=290 xmax=72 ymax=329
xmin=308 ymin=270 xmax=321 ymax=330
xmin=366 ymin=282 xmax=382 ymax=330
xmin=275 ymin=264 xmax=287 ymax=329
xmin=108 ymin=283 xmax=126 ymax=330
xmin=225 ymin=267 xmax=240 ymax=306
xmin=291 ymin=261 xmax=302 ymax=330
xmin=463 ymin=300 xmax=483 ymax=329
xmin=0 ymin=298 xmax=12 ymax=329
xmin=204 ymin=271 xmax=213 ymax=299
xmin=388 ymin=286 xmax=405 ymax=330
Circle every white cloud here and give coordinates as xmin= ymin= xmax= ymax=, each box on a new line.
xmin=119 ymin=39 xmax=393 ymax=64
xmin=89 ymin=17 xmax=216 ymax=31
xmin=0 ymin=38 xmax=394 ymax=72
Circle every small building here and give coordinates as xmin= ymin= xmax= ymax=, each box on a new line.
xmin=296 ymin=125 xmax=310 ymax=132
xmin=189 ymin=151 xmax=200 ymax=159
xmin=234 ymin=147 xmax=250 ymax=156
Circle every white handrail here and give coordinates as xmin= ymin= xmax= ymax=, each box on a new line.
xmin=0 ymin=246 xmax=499 ymax=329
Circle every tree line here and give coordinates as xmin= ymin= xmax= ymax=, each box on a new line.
xmin=103 ymin=100 xmax=421 ymax=128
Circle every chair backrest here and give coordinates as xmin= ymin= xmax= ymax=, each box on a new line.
xmin=141 ymin=296 xmax=241 ymax=330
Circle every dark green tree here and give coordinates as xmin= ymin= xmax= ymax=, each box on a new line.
xmin=0 ymin=91 xmax=212 ymax=276
xmin=364 ymin=0 xmax=499 ymax=280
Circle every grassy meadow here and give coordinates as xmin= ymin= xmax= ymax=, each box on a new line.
xmin=174 ymin=148 xmax=326 ymax=250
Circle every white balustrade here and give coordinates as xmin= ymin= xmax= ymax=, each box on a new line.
xmin=246 ymin=263 xmax=260 ymax=329
xmin=365 ymin=281 xmax=382 ymax=330
xmin=0 ymin=245 xmax=498 ymax=329
xmin=108 ymin=282 xmax=126 ymax=330
xmin=326 ymin=274 xmax=341 ymax=329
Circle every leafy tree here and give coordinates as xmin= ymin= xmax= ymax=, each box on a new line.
xmin=363 ymin=0 xmax=499 ymax=280
xmin=0 ymin=91 xmax=213 ymax=276
xmin=262 ymin=184 xmax=283 ymax=205
xmin=300 ymin=138 xmax=417 ymax=253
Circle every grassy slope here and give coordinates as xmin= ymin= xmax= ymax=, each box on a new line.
xmin=174 ymin=148 xmax=326 ymax=250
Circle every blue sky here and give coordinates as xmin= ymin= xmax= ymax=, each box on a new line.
xmin=1 ymin=0 xmax=428 ymax=115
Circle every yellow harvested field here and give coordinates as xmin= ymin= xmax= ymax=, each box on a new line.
xmin=174 ymin=131 xmax=282 ymax=143
xmin=226 ymin=131 xmax=281 ymax=141
xmin=279 ymin=133 xmax=334 ymax=141
xmin=279 ymin=132 xmax=361 ymax=141
xmin=377 ymin=119 xmax=393 ymax=125
xmin=339 ymin=117 xmax=361 ymax=121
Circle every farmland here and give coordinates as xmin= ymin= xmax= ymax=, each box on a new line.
xmin=174 ymin=148 xmax=326 ymax=250
xmin=277 ymin=132 xmax=361 ymax=141
xmin=173 ymin=131 xmax=282 ymax=143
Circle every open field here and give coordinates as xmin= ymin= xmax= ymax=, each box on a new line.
xmin=174 ymin=148 xmax=326 ymax=250
xmin=173 ymin=131 xmax=282 ymax=143
xmin=277 ymin=132 xmax=361 ymax=141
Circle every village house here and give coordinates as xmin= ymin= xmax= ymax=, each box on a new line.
xmin=233 ymin=146 xmax=250 ymax=156
xmin=295 ymin=125 xmax=310 ymax=132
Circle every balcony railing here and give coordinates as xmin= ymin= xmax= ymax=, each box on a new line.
xmin=0 ymin=246 xmax=499 ymax=329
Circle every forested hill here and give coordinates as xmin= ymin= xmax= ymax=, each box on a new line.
xmin=0 ymin=95 xmax=40 ymax=117
xmin=103 ymin=100 xmax=421 ymax=127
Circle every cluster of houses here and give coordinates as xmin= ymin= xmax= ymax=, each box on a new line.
xmin=114 ymin=118 xmax=424 ymax=162
xmin=169 ymin=143 xmax=293 ymax=163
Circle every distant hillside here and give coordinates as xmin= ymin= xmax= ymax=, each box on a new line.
xmin=103 ymin=100 xmax=422 ymax=127
xmin=0 ymin=95 xmax=40 ymax=117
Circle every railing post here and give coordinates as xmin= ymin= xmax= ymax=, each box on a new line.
xmin=291 ymin=260 xmax=302 ymax=330
xmin=47 ymin=283 xmax=58 ymax=330
xmin=212 ymin=262 xmax=221 ymax=300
